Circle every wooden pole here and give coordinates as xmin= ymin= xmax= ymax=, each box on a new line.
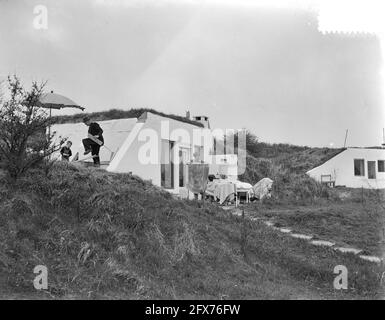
xmin=48 ymin=107 xmax=52 ymax=137
xmin=382 ymin=128 xmax=385 ymax=147
xmin=361 ymin=186 xmax=364 ymax=203
xmin=343 ymin=129 xmax=348 ymax=148
xmin=241 ymin=209 xmax=247 ymax=259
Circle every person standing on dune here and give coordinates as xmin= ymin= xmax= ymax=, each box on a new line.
xmin=82 ymin=116 xmax=104 ymax=167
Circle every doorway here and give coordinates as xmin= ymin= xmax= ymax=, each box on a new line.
xmin=161 ymin=140 xmax=174 ymax=189
xmin=368 ymin=161 xmax=376 ymax=179
xmin=179 ymin=147 xmax=190 ymax=187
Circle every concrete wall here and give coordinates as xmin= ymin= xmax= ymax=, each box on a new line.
xmin=307 ymin=148 xmax=385 ymax=189
xmin=107 ymin=121 xmax=161 ymax=184
xmin=107 ymin=112 xmax=209 ymax=193
xmin=51 ymin=118 xmax=137 ymax=163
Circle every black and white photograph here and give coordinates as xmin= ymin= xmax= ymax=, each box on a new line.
xmin=0 ymin=0 xmax=384 ymax=305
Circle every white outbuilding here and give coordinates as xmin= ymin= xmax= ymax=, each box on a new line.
xmin=306 ymin=147 xmax=385 ymax=189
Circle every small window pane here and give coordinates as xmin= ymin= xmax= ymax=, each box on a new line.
xmin=378 ymin=160 xmax=385 ymax=172
xmin=193 ymin=145 xmax=204 ymax=162
xmin=354 ymin=159 xmax=365 ymax=176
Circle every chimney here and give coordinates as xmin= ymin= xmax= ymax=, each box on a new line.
xmin=186 ymin=110 xmax=190 ymax=120
xmin=193 ymin=115 xmax=210 ymax=129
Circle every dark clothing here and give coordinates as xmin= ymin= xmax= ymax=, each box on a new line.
xmin=83 ymin=122 xmax=104 ymax=166
xmin=88 ymin=122 xmax=104 ymax=144
xmin=60 ymin=146 xmax=72 ymax=161
xmin=82 ymin=138 xmax=101 ymax=166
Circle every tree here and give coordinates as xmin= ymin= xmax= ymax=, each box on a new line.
xmin=0 ymin=75 xmax=64 ymax=181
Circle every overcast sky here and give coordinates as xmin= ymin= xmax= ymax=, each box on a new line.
xmin=0 ymin=0 xmax=383 ymax=147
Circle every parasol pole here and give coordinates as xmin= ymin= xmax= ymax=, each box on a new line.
xmin=48 ymin=90 xmax=53 ymax=138
xmin=48 ymin=106 xmax=52 ymax=138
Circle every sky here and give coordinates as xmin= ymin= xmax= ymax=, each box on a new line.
xmin=0 ymin=0 xmax=384 ymax=147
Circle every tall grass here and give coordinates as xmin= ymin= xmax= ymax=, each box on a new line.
xmin=239 ymin=153 xmax=332 ymax=204
xmin=0 ymin=162 xmax=381 ymax=299
xmin=0 ymin=162 xmax=206 ymax=297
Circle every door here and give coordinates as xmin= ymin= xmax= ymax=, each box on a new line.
xmin=179 ymin=148 xmax=190 ymax=187
xmin=161 ymin=140 xmax=174 ymax=189
xmin=368 ymin=161 xmax=376 ymax=179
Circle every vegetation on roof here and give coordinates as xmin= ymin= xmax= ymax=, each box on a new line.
xmin=52 ymin=108 xmax=204 ymax=127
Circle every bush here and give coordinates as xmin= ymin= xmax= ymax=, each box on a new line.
xmin=0 ymin=76 xmax=63 ymax=181
xmin=237 ymin=139 xmax=343 ymax=204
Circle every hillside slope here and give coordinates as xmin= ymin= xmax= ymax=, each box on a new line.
xmin=0 ymin=163 xmax=381 ymax=299
xmin=238 ymin=137 xmax=345 ymax=203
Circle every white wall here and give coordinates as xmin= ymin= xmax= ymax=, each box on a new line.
xmin=51 ymin=118 xmax=137 ymax=163
xmin=107 ymin=121 xmax=161 ymax=184
xmin=107 ymin=112 xmax=208 ymax=193
xmin=307 ymin=148 xmax=385 ymax=189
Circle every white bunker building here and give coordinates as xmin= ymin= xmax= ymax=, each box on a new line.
xmin=306 ymin=147 xmax=385 ymax=189
xmin=52 ymin=111 xmax=238 ymax=195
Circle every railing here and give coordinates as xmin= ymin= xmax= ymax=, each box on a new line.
xmin=321 ymin=174 xmax=335 ymax=187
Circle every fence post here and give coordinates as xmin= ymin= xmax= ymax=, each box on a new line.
xmin=241 ymin=209 xmax=247 ymax=259
xmin=361 ymin=187 xmax=364 ymax=203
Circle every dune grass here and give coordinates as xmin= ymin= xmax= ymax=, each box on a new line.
xmin=0 ymin=163 xmax=383 ymax=299
xmin=248 ymin=188 xmax=385 ymax=256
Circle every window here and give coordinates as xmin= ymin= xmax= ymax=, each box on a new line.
xmin=368 ymin=161 xmax=376 ymax=179
xmin=193 ymin=145 xmax=204 ymax=162
xmin=378 ymin=160 xmax=385 ymax=172
xmin=354 ymin=159 xmax=365 ymax=176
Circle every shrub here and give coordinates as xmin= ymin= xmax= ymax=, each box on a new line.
xmin=237 ymin=140 xmax=342 ymax=204
xmin=0 ymin=76 xmax=63 ymax=181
